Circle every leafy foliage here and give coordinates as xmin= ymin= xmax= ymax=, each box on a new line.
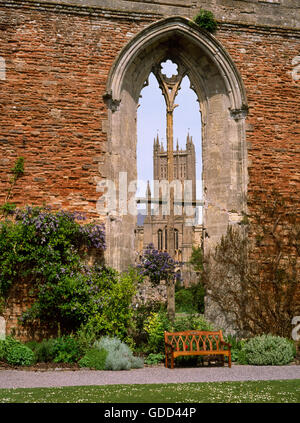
xmin=193 ymin=9 xmax=217 ymax=33
xmin=143 ymin=311 xmax=172 ymax=354
xmin=0 ymin=206 xmax=105 ymax=297
xmin=241 ymin=335 xmax=295 ymax=365
xmin=0 ymin=336 xmax=35 ymax=366
xmin=78 ymin=348 xmax=107 ymax=370
xmin=143 ymin=311 xmax=214 ymax=354
xmin=0 ymin=206 xmax=121 ymax=334
xmin=175 ymin=283 xmax=205 ymax=314
xmin=224 ymin=335 xmax=247 ymax=363
xmin=189 ymin=245 xmax=204 ymax=274
xmin=26 ymin=335 xmax=83 ymax=363
xmin=130 ymin=300 xmax=164 ymax=348
xmin=145 ymin=353 xmax=165 ymax=365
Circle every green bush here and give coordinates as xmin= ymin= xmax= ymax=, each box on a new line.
xmin=193 ymin=9 xmax=217 ymax=33
xmin=0 ymin=339 xmax=6 ymax=360
xmin=143 ymin=311 xmax=214 ymax=354
xmin=78 ymin=348 xmax=107 ymax=370
xmin=82 ymin=268 xmax=138 ymax=341
xmin=52 ymin=336 xmax=82 ymax=363
xmin=1 ymin=337 xmax=35 ymax=366
xmin=0 ymin=206 xmax=106 ymax=332
xmin=131 ymin=300 xmax=164 ymax=348
xmin=27 ymin=335 xmax=82 ymax=363
xmin=143 ymin=311 xmax=172 ymax=354
xmin=242 ymin=334 xmax=295 ymax=366
xmin=94 ymin=337 xmax=144 ymax=371
xmin=75 ymin=324 xmax=99 ymax=355
xmin=173 ymin=314 xmax=214 ymax=332
xmin=224 ymin=335 xmax=247 ymax=363
xmin=175 ymin=289 xmax=195 ymax=313
xmin=29 ymin=339 xmax=57 ymax=363
xmin=145 ymin=353 xmax=164 ymax=365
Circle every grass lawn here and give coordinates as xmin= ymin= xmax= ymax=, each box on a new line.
xmin=0 ymin=380 xmax=299 ymax=403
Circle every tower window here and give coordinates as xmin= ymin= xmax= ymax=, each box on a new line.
xmin=164 ymin=227 xmax=168 ymax=250
xmin=158 ymin=229 xmax=163 ymax=250
xmin=174 ymin=229 xmax=179 ymax=250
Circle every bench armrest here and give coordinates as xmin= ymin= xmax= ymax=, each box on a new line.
xmin=220 ymin=340 xmax=232 ymax=350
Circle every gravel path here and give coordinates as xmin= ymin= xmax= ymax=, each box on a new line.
xmin=0 ymin=365 xmax=299 ymax=389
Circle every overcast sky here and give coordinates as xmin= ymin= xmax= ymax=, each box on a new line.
xmin=136 ymin=60 xmax=203 ymax=223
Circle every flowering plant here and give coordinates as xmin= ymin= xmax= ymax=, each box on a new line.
xmin=137 ymin=243 xmax=182 ymax=286
xmin=0 ymin=205 xmax=108 ymax=332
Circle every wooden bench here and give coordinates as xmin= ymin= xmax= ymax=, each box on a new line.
xmin=164 ymin=330 xmax=232 ymax=369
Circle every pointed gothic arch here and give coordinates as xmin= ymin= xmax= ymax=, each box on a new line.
xmin=103 ymin=16 xmax=248 ymax=271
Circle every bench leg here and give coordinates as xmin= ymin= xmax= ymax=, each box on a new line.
xmin=221 ymin=355 xmax=225 ymax=367
xmin=171 ymin=354 xmax=174 ymax=369
xmin=228 ymin=353 xmax=232 ymax=368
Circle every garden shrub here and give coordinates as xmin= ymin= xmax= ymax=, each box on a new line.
xmin=94 ymin=337 xmax=144 ymax=371
xmin=175 ymin=289 xmax=195 ymax=313
xmin=224 ymin=335 xmax=247 ymax=363
xmin=175 ymin=284 xmax=205 ymax=314
xmin=145 ymin=353 xmax=164 ymax=365
xmin=130 ymin=300 xmax=164 ymax=348
xmin=1 ymin=337 xmax=35 ymax=366
xmin=143 ymin=312 xmax=214 ymax=354
xmin=0 ymin=206 xmax=107 ymax=332
xmin=29 ymin=338 xmax=57 ymax=363
xmin=51 ymin=336 xmax=82 ymax=363
xmin=27 ymin=335 xmax=82 ymax=363
xmin=137 ymin=244 xmax=181 ymax=286
xmin=78 ymin=348 xmax=107 ymax=370
xmin=6 ymin=343 xmax=35 ymax=366
xmin=143 ymin=311 xmax=172 ymax=354
xmin=172 ymin=314 xmax=214 ymax=332
xmin=75 ymin=324 xmax=99 ymax=355
xmin=242 ymin=334 xmax=295 ymax=365
xmin=81 ymin=267 xmax=138 ymax=342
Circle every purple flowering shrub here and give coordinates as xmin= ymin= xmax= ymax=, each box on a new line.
xmin=0 ymin=206 xmax=110 ymax=333
xmin=137 ymin=243 xmax=182 ymax=286
xmin=14 ymin=206 xmax=106 ymax=250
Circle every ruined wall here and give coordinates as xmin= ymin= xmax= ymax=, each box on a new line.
xmin=0 ymin=0 xmax=299 ymax=337
xmin=0 ymin=1 xmax=298 ymax=216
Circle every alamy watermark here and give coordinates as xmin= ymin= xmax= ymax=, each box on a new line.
xmin=96 ymin=172 xmax=202 ymax=220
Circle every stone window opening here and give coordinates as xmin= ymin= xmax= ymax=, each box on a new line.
xmin=104 ymin=17 xmax=248 ymax=271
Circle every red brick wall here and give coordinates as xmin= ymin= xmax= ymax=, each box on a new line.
xmin=0 ymin=4 xmax=299 ymax=339
xmin=0 ymin=6 xmax=150 ymax=217
xmin=1 ymin=7 xmax=298 ymax=214
xmin=217 ymin=25 xmax=300 ymax=203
